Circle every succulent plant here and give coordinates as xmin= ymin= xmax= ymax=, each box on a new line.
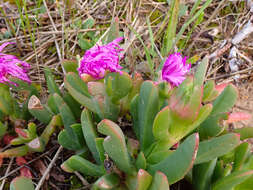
xmin=0 ymin=115 xmax=62 ymax=158
xmin=1 ymin=40 xmax=253 ymax=190
xmin=57 ymin=57 xmax=253 ymax=189
xmin=10 ymin=176 xmax=35 ymax=190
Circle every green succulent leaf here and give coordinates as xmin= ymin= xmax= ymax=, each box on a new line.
xmin=10 ymin=176 xmax=35 ymax=190
xmin=199 ymin=112 xmax=228 ymax=139
xmin=136 ymin=169 xmax=153 ymax=190
xmin=61 ymin=155 xmax=105 ymax=176
xmin=0 ymin=121 xmax=7 ymax=139
xmin=212 ymin=160 xmax=224 ymax=183
xmin=103 ymin=95 xmax=120 ymax=121
xmin=138 ymin=81 xmax=159 ymax=153
xmin=147 ymin=150 xmax=173 ymax=165
xmin=193 ymin=159 xmax=217 ymax=190
xmin=98 ymin=119 xmax=135 ymax=175
xmin=105 ymin=72 xmax=133 ymax=104
xmin=63 ymin=92 xmax=82 ymax=120
xmin=40 ymin=115 xmax=62 ymax=145
xmin=136 ymin=152 xmax=147 ymax=170
xmin=87 ymin=81 xmax=120 ymax=120
xmin=195 ymin=133 xmax=240 ymax=165
xmin=64 ymin=72 xmax=96 ymax=113
xmin=148 ymin=133 xmax=199 ymax=184
xmin=0 ymin=145 xmax=29 ymax=158
xmin=93 ymin=173 xmax=120 ymax=190
xmin=149 ymin=171 xmax=170 ymax=190
xmin=199 ymin=85 xmax=237 ymax=139
xmin=211 ymin=84 xmax=238 ymax=115
xmin=194 ymin=56 xmax=209 ymax=87
xmin=47 ymin=94 xmax=59 ymax=114
xmin=243 ymin=156 xmax=253 ymax=170
xmin=81 ymin=109 xmax=101 ymax=164
xmin=122 ymin=72 xmax=143 ymax=113
xmin=95 ymin=138 xmax=106 ymax=163
xmin=151 ymin=104 xmax=212 ymax=154
xmin=183 ymin=104 xmax=212 ymax=136
xmin=199 ymin=84 xmax=237 ymax=138
xmin=203 ymin=80 xmax=219 ymax=102
xmin=234 ymin=175 xmax=253 ymax=190
xmin=53 ymin=93 xmax=79 ymax=147
xmin=61 ymin=59 xmax=78 ymax=74
xmin=233 ymin=127 xmax=253 ymax=140
xmin=212 ymin=170 xmax=253 ymax=190
xmin=126 ymin=169 xmax=152 ymax=190
xmin=58 ymin=124 xmax=86 ymax=151
xmin=65 ymin=73 xmax=91 ymax=97
xmin=153 ymin=106 xmax=171 ymax=141
xmin=233 ymin=142 xmax=250 ymax=172
xmin=0 ymin=84 xmax=14 ymax=115
xmin=130 ymin=94 xmax=140 ymax=139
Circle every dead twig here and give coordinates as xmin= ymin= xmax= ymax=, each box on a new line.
xmin=0 ymin=158 xmax=14 ymax=190
xmin=74 ymin=171 xmax=90 ymax=187
xmin=0 ymin=146 xmax=58 ymax=182
xmin=35 ymin=146 xmax=63 ymax=190
xmin=207 ymin=66 xmax=253 ymax=80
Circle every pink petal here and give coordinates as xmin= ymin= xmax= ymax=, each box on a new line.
xmin=162 ymin=53 xmax=191 ymax=86
xmin=78 ymin=37 xmax=124 ymax=79
xmin=0 ymin=42 xmax=31 ymax=85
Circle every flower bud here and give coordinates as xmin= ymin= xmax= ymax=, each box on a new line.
xmin=168 ymin=76 xmax=203 ymax=123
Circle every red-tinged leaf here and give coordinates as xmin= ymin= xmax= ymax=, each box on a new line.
xmin=87 ymin=82 xmax=105 ymax=96
xmin=20 ymin=167 xmax=32 ymax=179
xmin=16 ymin=157 xmax=32 ymax=179
xmin=16 ymin=157 xmax=27 ymax=165
xmin=227 ymin=112 xmax=251 ymax=123
xmin=215 ymin=83 xmax=229 ymax=94
xmin=172 ymin=142 xmax=179 ymax=149
xmin=15 ymin=128 xmax=28 ymax=138
xmin=3 ymin=134 xmax=16 ymax=145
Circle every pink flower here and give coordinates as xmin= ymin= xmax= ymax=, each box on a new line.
xmin=78 ymin=37 xmax=124 ymax=79
xmin=0 ymin=42 xmax=31 ymax=85
xmin=162 ymin=53 xmax=191 ymax=86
